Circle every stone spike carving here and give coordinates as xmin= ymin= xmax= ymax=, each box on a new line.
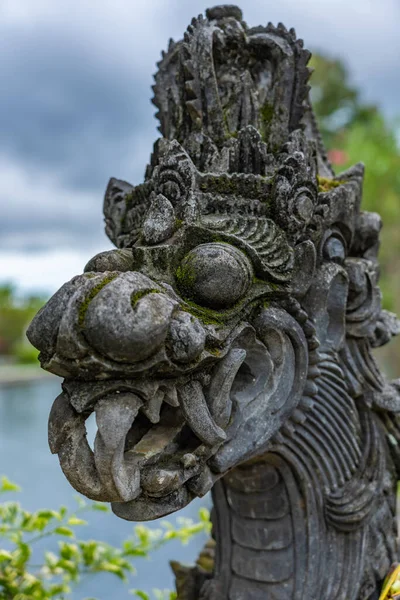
xmin=27 ymin=6 xmax=400 ymax=599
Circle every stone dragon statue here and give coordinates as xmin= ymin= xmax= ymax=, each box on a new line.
xmin=27 ymin=6 xmax=400 ymax=599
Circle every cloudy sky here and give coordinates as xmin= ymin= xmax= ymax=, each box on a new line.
xmin=1 ymin=0 xmax=399 ymax=295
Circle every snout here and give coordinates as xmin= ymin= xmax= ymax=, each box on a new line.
xmin=80 ymin=273 xmax=176 ymax=363
xmin=26 ymin=271 xmax=206 ymax=379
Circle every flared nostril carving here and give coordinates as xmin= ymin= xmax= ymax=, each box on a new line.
xmin=27 ymin=271 xmax=180 ymax=372
xmin=83 ymin=275 xmax=177 ymax=363
xmin=26 ymin=277 xmax=81 ymax=355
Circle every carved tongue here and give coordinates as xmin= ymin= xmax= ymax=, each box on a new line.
xmin=141 ymin=388 xmax=164 ymax=423
xmin=94 ymin=393 xmax=143 ymax=502
xmin=178 ymin=380 xmax=226 ymax=446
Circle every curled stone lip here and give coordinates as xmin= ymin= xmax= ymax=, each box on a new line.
xmin=47 ymin=360 xmax=239 ymax=509
xmin=48 ymin=313 xmax=306 ymax=517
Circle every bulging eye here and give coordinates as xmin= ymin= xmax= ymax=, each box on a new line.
xmin=177 ymin=243 xmax=253 ymax=309
xmin=323 ymin=235 xmax=346 ymax=264
xmin=294 ymin=190 xmax=314 ymax=223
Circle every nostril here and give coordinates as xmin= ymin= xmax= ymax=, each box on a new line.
xmin=83 ymin=274 xmax=177 ymax=363
xmin=26 ymin=278 xmax=79 ymax=353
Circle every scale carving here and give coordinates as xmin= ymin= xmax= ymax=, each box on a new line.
xmin=28 ymin=6 xmax=400 ymax=599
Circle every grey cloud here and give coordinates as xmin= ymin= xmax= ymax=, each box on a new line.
xmin=0 ymin=26 xmax=155 ymax=191
xmin=0 ymin=0 xmax=399 ymax=257
xmin=0 ymin=223 xmax=107 ymax=254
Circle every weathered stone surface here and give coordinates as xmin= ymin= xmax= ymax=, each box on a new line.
xmin=142 ymin=193 xmax=176 ymax=245
xmin=27 ymin=5 xmax=400 ymax=599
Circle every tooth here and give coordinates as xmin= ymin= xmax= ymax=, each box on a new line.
xmin=207 ymin=349 xmax=246 ymax=427
xmin=49 ymin=393 xmax=109 ymax=501
xmin=141 ymin=389 xmax=164 ymax=423
xmin=163 ymin=385 xmax=179 ymax=407
xmin=49 ymin=392 xmax=82 ymax=454
xmin=178 ymin=380 xmax=226 ymax=446
xmin=111 ymin=449 xmax=141 ymax=502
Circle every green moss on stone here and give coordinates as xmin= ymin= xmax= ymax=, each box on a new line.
xmin=317 ymin=175 xmax=345 ymax=193
xmin=131 ymin=288 xmax=160 ymax=307
xmin=208 ymin=347 xmax=222 ymax=357
xmin=260 ymin=102 xmax=274 ymax=141
xmin=181 ymin=301 xmax=224 ymax=326
xmin=253 ymin=276 xmax=267 ymax=285
xmin=124 ymin=191 xmax=135 ymax=207
xmin=78 ymin=274 xmax=118 ymax=328
xmin=176 ymin=255 xmax=197 ymax=298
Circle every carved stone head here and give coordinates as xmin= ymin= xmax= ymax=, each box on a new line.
xmin=27 ymin=5 xmax=399 ymax=542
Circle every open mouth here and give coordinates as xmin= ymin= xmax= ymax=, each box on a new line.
xmin=47 ymin=307 xmax=305 ymax=521
xmin=49 ymin=347 xmax=247 ymax=520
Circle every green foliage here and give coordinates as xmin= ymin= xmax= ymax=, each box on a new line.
xmin=0 ymin=477 xmax=211 ymax=600
xmin=0 ymin=284 xmax=46 ymax=363
xmin=132 ymin=589 xmax=176 ymax=600
xmin=12 ymin=342 xmax=41 ymax=365
xmin=310 ymin=53 xmax=400 ymax=313
xmin=309 ymin=54 xmax=376 ymax=147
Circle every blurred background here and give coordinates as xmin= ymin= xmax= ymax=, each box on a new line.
xmin=0 ymin=0 xmax=399 ymax=597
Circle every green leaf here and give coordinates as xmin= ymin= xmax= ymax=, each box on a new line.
xmin=91 ymin=502 xmax=109 ymax=512
xmin=59 ymin=542 xmax=80 ymax=561
xmin=74 ymin=495 xmax=87 ymax=508
xmin=131 ymin=591 xmax=150 ymax=600
xmin=198 ymin=508 xmax=210 ymax=523
xmin=49 ymin=583 xmax=71 ymax=596
xmin=153 ymin=590 xmax=173 ymax=600
xmin=13 ymin=541 xmax=31 ymax=567
xmin=97 ymin=561 xmax=127 ymax=580
xmin=0 ymin=476 xmax=21 ymax=493
xmin=67 ymin=517 xmax=88 ymax=526
xmin=54 ymin=526 xmax=75 ymax=537
xmin=80 ymin=540 xmax=99 ymax=566
xmin=0 ymin=549 xmax=12 ymax=562
xmin=57 ymin=557 xmax=79 ymax=579
xmin=37 ymin=509 xmax=60 ymax=520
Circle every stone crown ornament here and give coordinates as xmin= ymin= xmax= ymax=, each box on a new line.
xmin=28 ymin=5 xmax=400 ymax=599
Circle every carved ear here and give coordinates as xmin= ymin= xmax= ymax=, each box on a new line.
xmin=211 ymin=308 xmax=308 ymax=473
xmin=291 ymin=240 xmax=317 ymax=296
xmin=304 ymin=263 xmax=349 ymax=352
